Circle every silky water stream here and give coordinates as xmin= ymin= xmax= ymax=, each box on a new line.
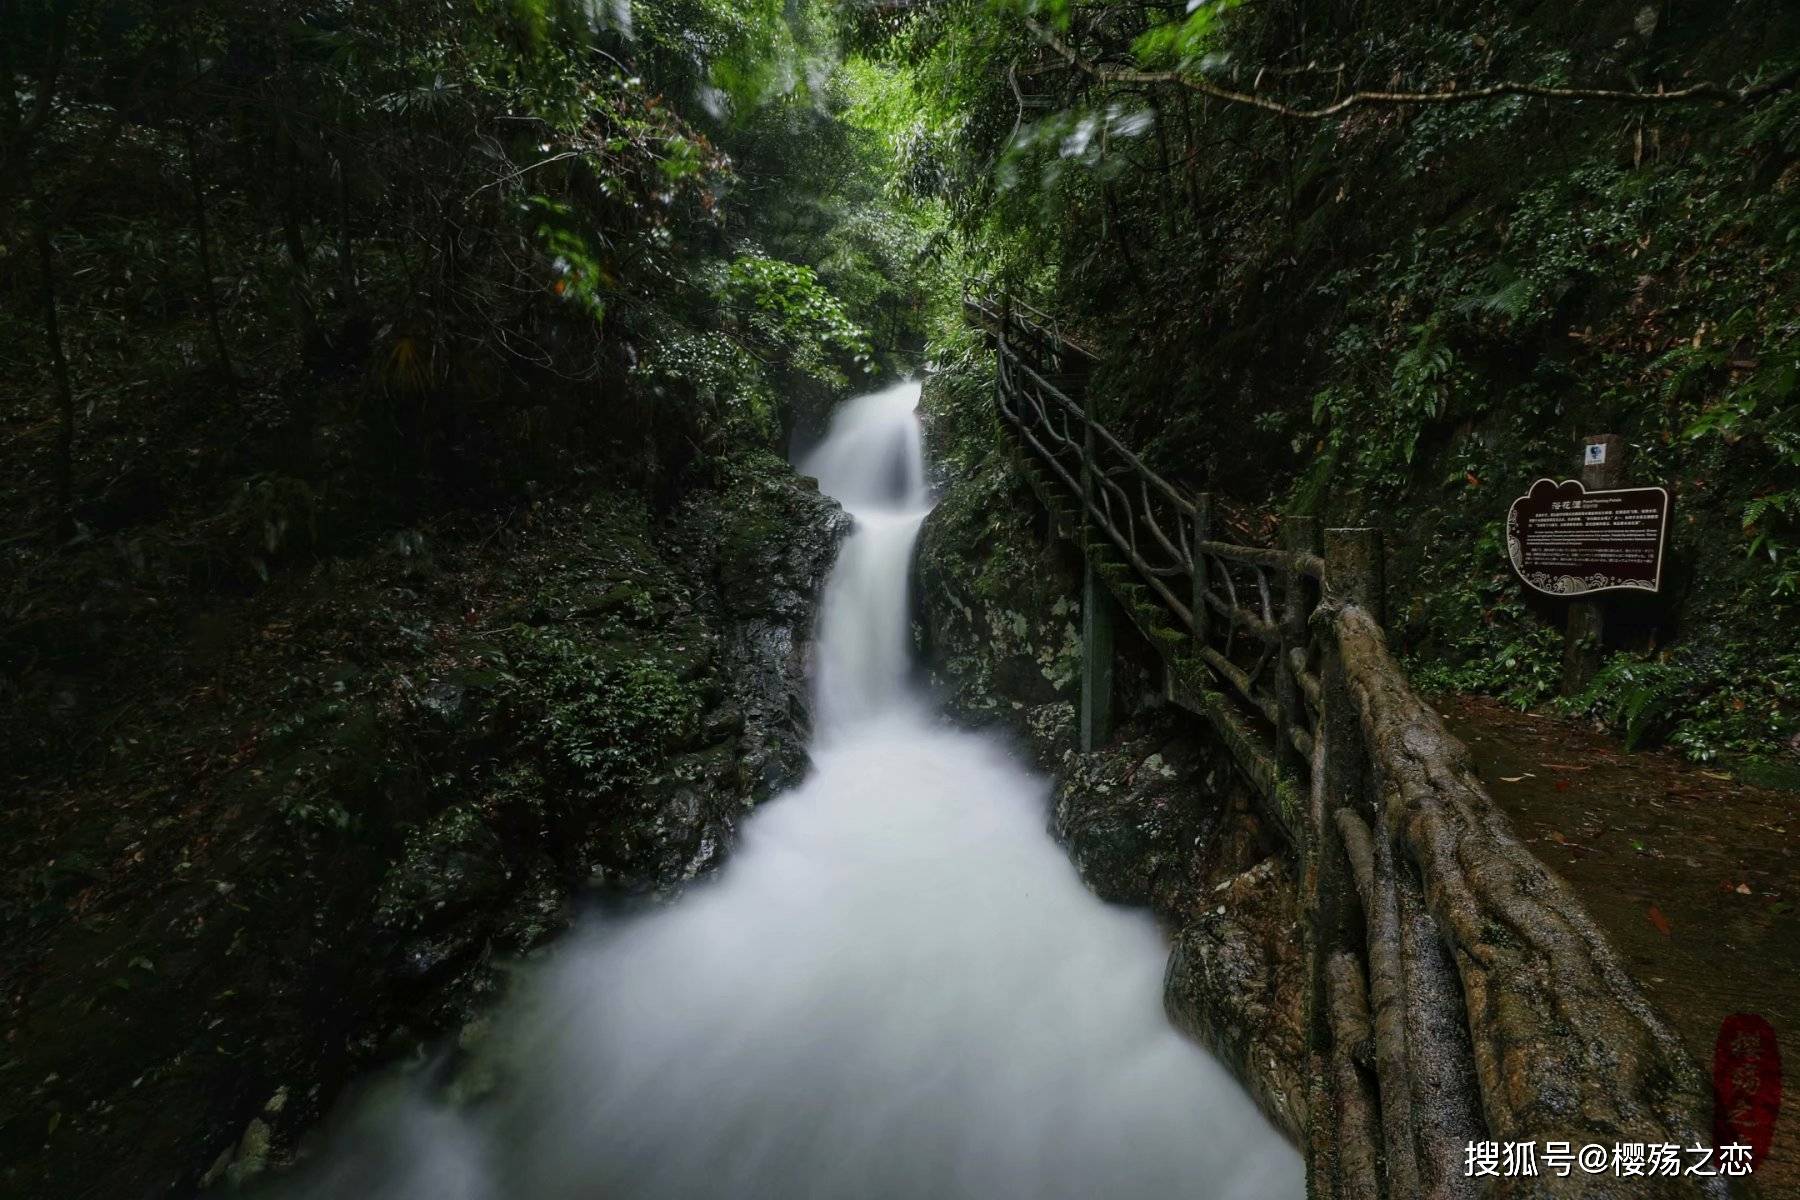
xmin=268 ymin=380 xmax=1301 ymax=1200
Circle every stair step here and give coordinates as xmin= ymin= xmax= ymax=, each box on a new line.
xmin=1132 ymin=605 xmax=1169 ymax=631
xmin=1147 ymin=623 xmax=1187 ymax=648
xmin=1133 ymin=598 xmax=1179 ymax=627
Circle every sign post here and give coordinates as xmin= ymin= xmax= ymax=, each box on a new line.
xmin=1502 ymin=435 xmax=1671 ymax=696
xmin=1564 ymin=435 xmax=1622 ymax=695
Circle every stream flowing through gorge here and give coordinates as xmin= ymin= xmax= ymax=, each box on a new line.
xmin=268 ymin=381 xmax=1300 ymax=1200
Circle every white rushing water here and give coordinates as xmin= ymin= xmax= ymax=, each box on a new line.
xmin=272 ymin=380 xmax=1301 ymax=1200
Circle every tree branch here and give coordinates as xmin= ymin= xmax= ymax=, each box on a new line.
xmin=1024 ymin=17 xmax=1800 ymax=120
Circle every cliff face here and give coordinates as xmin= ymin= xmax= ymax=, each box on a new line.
xmin=911 ymin=372 xmax=1308 ymax=1143
xmin=0 ymin=451 xmax=846 ymax=1200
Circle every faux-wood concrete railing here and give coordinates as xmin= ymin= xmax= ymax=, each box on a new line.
xmin=965 ymin=290 xmax=1723 ymax=1200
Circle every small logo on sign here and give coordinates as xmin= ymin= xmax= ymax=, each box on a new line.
xmin=1584 ymin=442 xmax=1608 ymax=466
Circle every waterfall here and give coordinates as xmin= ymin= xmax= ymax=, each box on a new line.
xmin=265 ymin=380 xmax=1301 ymax=1200
xmin=801 ymin=381 xmax=933 ymax=731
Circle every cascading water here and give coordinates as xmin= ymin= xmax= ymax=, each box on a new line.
xmin=805 ymin=383 xmax=933 ymax=730
xmin=268 ymin=380 xmax=1301 ymax=1200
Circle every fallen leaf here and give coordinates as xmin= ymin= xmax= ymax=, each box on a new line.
xmin=1647 ymin=905 xmax=1672 ymax=936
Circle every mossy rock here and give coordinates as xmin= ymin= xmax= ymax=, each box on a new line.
xmin=374 ymin=803 xmax=512 ymax=937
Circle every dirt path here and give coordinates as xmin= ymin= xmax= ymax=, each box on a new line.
xmin=1439 ymin=695 xmax=1799 ymax=1198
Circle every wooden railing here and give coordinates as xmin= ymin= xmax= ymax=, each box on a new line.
xmin=966 ymin=290 xmax=1724 ymax=1200
xmin=969 ymin=289 xmax=1327 ymax=830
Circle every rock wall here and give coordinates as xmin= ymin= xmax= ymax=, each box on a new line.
xmin=912 ymin=374 xmax=1308 ymax=1143
xmin=912 ymin=422 xmax=1083 ymax=754
xmin=0 ymin=450 xmax=846 ymax=1199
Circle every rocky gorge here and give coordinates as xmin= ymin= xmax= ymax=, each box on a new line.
xmin=912 ymin=372 xmax=1310 ymax=1144
xmin=0 ymin=451 xmax=847 ymax=1198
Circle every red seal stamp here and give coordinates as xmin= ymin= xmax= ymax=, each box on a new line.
xmin=1713 ymin=1013 xmax=1781 ymax=1169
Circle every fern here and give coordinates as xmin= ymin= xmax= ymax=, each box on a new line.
xmin=1743 ymin=492 xmax=1799 ymax=530
xmin=1453 ymin=265 xmax=1534 ymax=322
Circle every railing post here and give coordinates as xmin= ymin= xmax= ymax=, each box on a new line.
xmin=1317 ymin=525 xmax=1419 ymax=1198
xmin=994 ymin=295 xmax=1010 ymax=422
xmin=1275 ymin=516 xmax=1318 ymax=781
xmin=1079 ymin=388 xmax=1096 ymax=535
xmin=1080 ymin=552 xmax=1116 ymax=754
xmin=1078 ymin=385 xmax=1115 ymax=752
xmin=1189 ymin=493 xmax=1212 ymax=656
xmin=1324 ymin=527 xmax=1385 ymax=625
xmin=1308 ymin=528 xmax=1351 ymax=1200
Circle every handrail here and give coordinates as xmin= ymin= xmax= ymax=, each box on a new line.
xmin=969 ymin=291 xmax=1721 ymax=1200
xmin=971 ymin=291 xmax=1315 ymax=746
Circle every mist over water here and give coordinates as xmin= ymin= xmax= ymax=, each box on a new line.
xmin=269 ymin=380 xmax=1301 ymax=1200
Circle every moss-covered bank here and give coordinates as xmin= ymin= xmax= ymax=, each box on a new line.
xmin=0 ymin=451 xmax=845 ymax=1200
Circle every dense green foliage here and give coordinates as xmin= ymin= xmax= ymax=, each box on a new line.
xmin=858 ymin=0 xmax=1800 ymax=766
xmin=9 ymin=1 xmax=1800 ymax=768
xmin=1 ymin=0 xmax=941 ymax=769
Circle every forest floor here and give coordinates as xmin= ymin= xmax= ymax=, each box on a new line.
xmin=1440 ymin=696 xmax=1799 ymax=1198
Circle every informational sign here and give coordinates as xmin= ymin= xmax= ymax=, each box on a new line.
xmin=1507 ymin=478 xmax=1670 ymax=597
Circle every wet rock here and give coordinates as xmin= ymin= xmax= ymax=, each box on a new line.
xmin=1052 ymin=716 xmax=1217 ymax=906
xmin=1050 ymin=707 xmax=1307 ymax=1143
xmin=1163 ymin=858 xmax=1307 ymax=1142
xmin=586 ymin=775 xmax=735 ymax=893
xmin=1023 ymin=700 xmax=1076 ymax=769
xmin=375 ymin=804 xmax=512 ymax=939
xmin=198 ymin=1107 xmax=274 ymax=1191
xmin=443 ymin=1018 xmax=501 ymax=1108
xmin=369 ymin=802 xmax=516 ymax=993
xmin=691 ymin=451 xmax=849 ymax=803
xmin=913 ymin=457 xmax=1083 ymax=728
xmin=701 ymin=703 xmax=746 ymax=743
xmin=494 ymin=859 xmax=571 ymax=953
